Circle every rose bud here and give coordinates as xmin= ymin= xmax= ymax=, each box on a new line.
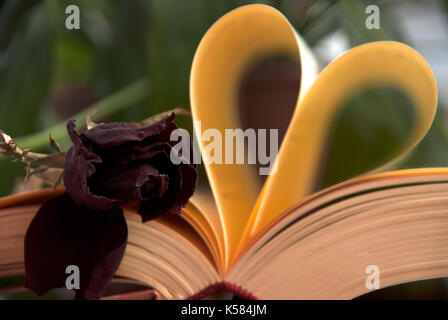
xmin=25 ymin=113 xmax=197 ymax=299
xmin=64 ymin=113 xmax=197 ymax=221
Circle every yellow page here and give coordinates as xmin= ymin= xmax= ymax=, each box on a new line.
xmin=246 ymin=40 xmax=437 ymax=244
xmin=190 ymin=4 xmax=318 ymax=268
xmin=190 ymin=5 xmax=438 ymax=268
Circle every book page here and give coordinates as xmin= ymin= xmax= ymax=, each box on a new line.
xmin=227 ymin=170 xmax=448 ymax=298
xmin=245 ymin=39 xmax=438 ymax=245
xmin=190 ymin=4 xmax=318 ymax=268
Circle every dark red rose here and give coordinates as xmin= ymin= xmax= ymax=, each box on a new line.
xmin=25 ymin=194 xmax=127 ymax=300
xmin=64 ymin=113 xmax=197 ymax=221
xmin=25 ymin=114 xmax=197 ymax=299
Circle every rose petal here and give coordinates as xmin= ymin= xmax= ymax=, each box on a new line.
xmin=83 ymin=113 xmax=176 ymax=149
xmin=89 ymin=161 xmax=169 ymax=203
xmin=109 ymin=141 xmax=194 ymax=168
xmin=179 ymin=163 xmax=198 ymax=204
xmin=138 ymin=196 xmax=182 ymax=222
xmin=64 ymin=120 xmax=117 ymax=211
xmin=100 ymin=142 xmax=172 ymax=165
xmin=138 ymin=150 xmax=196 ymax=222
xmin=25 ymin=193 xmax=127 ymax=300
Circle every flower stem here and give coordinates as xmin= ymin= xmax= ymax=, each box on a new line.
xmin=16 ymin=78 xmax=151 ymax=151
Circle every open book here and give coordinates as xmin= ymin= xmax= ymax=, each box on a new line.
xmin=1 ymin=4 xmax=447 ymax=299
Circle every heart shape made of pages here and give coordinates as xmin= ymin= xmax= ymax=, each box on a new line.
xmin=189 ymin=4 xmax=437 ymax=264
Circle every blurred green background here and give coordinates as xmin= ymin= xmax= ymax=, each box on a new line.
xmin=1 ymin=0 xmax=447 ymax=195
xmin=1 ymin=0 xmax=448 ymax=299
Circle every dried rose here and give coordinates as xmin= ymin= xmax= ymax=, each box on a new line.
xmin=25 ymin=113 xmax=197 ymax=299
xmin=64 ymin=113 xmax=197 ymax=221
